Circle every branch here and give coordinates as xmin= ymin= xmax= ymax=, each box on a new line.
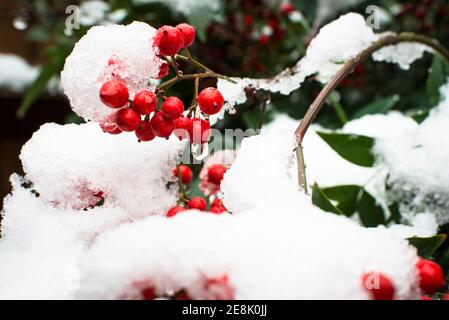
xmin=294 ymin=33 xmax=449 ymax=192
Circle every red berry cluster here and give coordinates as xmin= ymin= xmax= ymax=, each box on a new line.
xmin=361 ymin=258 xmax=447 ymax=300
xmin=396 ymin=0 xmax=449 ymax=33
xmin=166 ymin=164 xmax=228 ymax=217
xmin=98 ymin=23 xmax=226 ymax=144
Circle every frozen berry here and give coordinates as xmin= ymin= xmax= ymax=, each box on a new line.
xmin=176 ymin=23 xmax=196 ymax=48
xmin=100 ymin=79 xmax=129 ymax=108
xmin=210 ymin=205 xmax=226 ymax=214
xmin=162 ymin=96 xmax=184 ymax=120
xmin=135 ymin=120 xmax=155 ymax=142
xmin=166 ymin=205 xmax=187 ymax=217
xmin=133 ymin=90 xmax=157 ymax=115
xmin=100 ymin=115 xmax=123 ymax=135
xmin=198 ymin=87 xmax=224 ymax=115
xmin=115 ymin=108 xmax=141 ymax=132
xmin=173 ymin=116 xmax=193 ymax=140
xmin=157 ymin=61 xmax=169 ymax=79
xmin=187 ymin=197 xmax=207 ymax=211
xmin=361 ymin=272 xmax=395 ymax=300
xmin=281 ymin=2 xmax=295 ymax=15
xmin=207 ymin=164 xmax=227 ymax=185
xmin=141 ymin=287 xmax=156 ymax=300
xmin=417 ymin=259 xmax=446 ymax=295
xmin=188 ymin=118 xmax=211 ymax=144
xmin=154 ymin=25 xmax=182 ymax=56
xmin=211 ymin=198 xmax=223 ymax=207
xmin=173 ymin=165 xmax=193 ymax=184
xmin=150 ymin=112 xmax=175 ymax=138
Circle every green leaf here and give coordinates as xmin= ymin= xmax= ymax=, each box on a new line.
xmin=312 ymin=183 xmax=343 ymax=215
xmin=352 ymin=95 xmax=400 ymax=119
xmin=427 ymin=55 xmax=449 ymax=107
xmin=291 ymin=0 xmax=316 ymax=23
xmin=408 ymin=108 xmax=430 ymax=124
xmin=408 ymin=234 xmax=447 ymax=259
xmin=357 ymin=190 xmax=385 ymax=227
xmin=317 ymin=132 xmax=376 ymax=167
xmin=186 ymin=0 xmax=224 ymax=42
xmin=321 ymin=185 xmax=362 ymax=217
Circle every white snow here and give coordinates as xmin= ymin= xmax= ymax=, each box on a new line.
xmin=131 ymin=0 xmax=222 ymax=16
xmin=0 ymin=54 xmax=39 ymax=92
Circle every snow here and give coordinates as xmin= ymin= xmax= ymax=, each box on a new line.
xmin=132 ymin=0 xmax=222 ymax=16
xmin=0 ymin=54 xmax=39 ymax=92
xmin=373 ymin=42 xmax=431 ymax=70
xmin=61 ymin=22 xmax=163 ymax=122
xmin=20 ymin=122 xmax=183 ymax=215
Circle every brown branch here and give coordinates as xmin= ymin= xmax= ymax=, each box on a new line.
xmin=294 ymin=33 xmax=449 ymax=192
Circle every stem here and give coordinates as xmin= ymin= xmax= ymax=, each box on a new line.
xmin=176 ymin=53 xmax=214 ymax=73
xmin=329 ymin=93 xmax=348 ymax=125
xmin=176 ymin=164 xmax=188 ymax=204
xmin=158 ymin=72 xmax=235 ymax=92
xmin=294 ymin=33 xmax=449 ymax=192
xmin=258 ymin=93 xmax=270 ymax=131
xmin=295 ymin=141 xmax=308 ymax=194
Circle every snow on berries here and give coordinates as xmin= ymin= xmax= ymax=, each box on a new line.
xmin=198 ymin=87 xmax=225 ymax=115
xmin=99 ymin=79 xmax=129 ymax=108
xmin=361 ymin=272 xmax=396 ymax=300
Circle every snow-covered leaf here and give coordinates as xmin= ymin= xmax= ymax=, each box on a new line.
xmin=312 ymin=183 xmax=344 ymax=215
xmin=408 ymin=234 xmax=447 ymax=259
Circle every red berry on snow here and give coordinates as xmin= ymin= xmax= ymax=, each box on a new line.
xmin=176 ymin=290 xmax=192 ymax=300
xmin=417 ymin=259 xmax=446 ymax=295
xmin=361 ymin=272 xmax=395 ymax=300
xmin=135 ymin=120 xmax=155 ymax=142
xmin=207 ymin=164 xmax=227 ymax=185
xmin=115 ymin=108 xmax=141 ymax=132
xmin=166 ymin=205 xmax=187 ymax=217
xmin=188 ymin=118 xmax=211 ymax=144
xmin=198 ymin=87 xmax=224 ymax=115
xmin=176 ymin=23 xmax=196 ymax=48
xmin=210 ymin=205 xmax=226 ymax=214
xmin=173 ymin=116 xmax=193 ymax=140
xmin=141 ymin=287 xmax=156 ymax=300
xmin=150 ymin=112 xmax=175 ymax=138
xmin=161 ymin=96 xmax=184 ymax=120
xmin=211 ymin=198 xmax=223 ymax=207
xmin=281 ymin=2 xmax=295 ymax=15
xmin=173 ymin=165 xmax=193 ymax=184
xmin=99 ymin=79 xmax=129 ymax=108
xmin=154 ymin=25 xmax=182 ymax=56
xmin=133 ymin=90 xmax=157 ymax=115
xmin=421 ymin=296 xmax=433 ymax=300
xmin=187 ymin=197 xmax=207 ymax=211
xmin=157 ymin=61 xmax=169 ymax=79
xmin=99 ymin=115 xmax=123 ymax=135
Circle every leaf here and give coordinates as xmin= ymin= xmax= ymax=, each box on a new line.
xmin=427 ymin=55 xmax=449 ymax=107
xmin=186 ymin=0 xmax=224 ymax=42
xmin=408 ymin=235 xmax=447 ymax=259
xmin=311 ymin=183 xmax=343 ymax=215
xmin=317 ymin=132 xmax=376 ymax=167
xmin=407 ymin=108 xmax=430 ymax=124
xmin=352 ymin=95 xmax=399 ymax=119
xmin=291 ymin=0 xmax=316 ymax=23
xmin=356 ymin=190 xmax=385 ymax=227
xmin=321 ymin=185 xmax=362 ymax=217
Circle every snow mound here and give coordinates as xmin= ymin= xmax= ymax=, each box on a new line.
xmin=77 ymin=206 xmax=420 ymax=300
xmin=61 ymin=21 xmax=163 ymax=122
xmin=0 ymin=54 xmax=39 ymax=92
xmin=20 ymin=122 xmax=183 ymax=216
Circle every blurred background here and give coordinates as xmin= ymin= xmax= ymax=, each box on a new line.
xmin=1 ymin=0 xmax=448 ymax=208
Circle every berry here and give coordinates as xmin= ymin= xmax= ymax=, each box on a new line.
xmin=210 ymin=205 xmax=226 ymax=214
xmin=133 ymin=90 xmax=157 ymax=115
xmin=135 ymin=121 xmax=155 ymax=142
xmin=187 ymin=197 xmax=207 ymax=211
xmin=166 ymin=206 xmax=187 ymax=217
xmin=421 ymin=296 xmax=433 ymax=300
xmin=198 ymin=87 xmax=224 ymax=115
xmin=175 ymin=290 xmax=192 ymax=300
xmin=188 ymin=118 xmax=211 ymax=144
xmin=141 ymin=287 xmax=156 ymax=300
xmin=243 ymin=15 xmax=254 ymax=29
xmin=416 ymin=259 xmax=446 ymax=295
xmin=361 ymin=272 xmax=395 ymax=300
xmin=99 ymin=115 xmax=122 ymax=135
xmin=154 ymin=25 xmax=182 ymax=56
xmin=173 ymin=116 xmax=193 ymax=140
xmin=207 ymin=164 xmax=227 ymax=185
xmin=415 ymin=6 xmax=427 ymax=20
xmin=176 ymin=23 xmax=196 ymax=48
xmin=115 ymin=108 xmax=141 ymax=132
xmin=150 ymin=112 xmax=175 ymax=138
xmin=157 ymin=61 xmax=169 ymax=79
xmin=162 ymin=97 xmax=184 ymax=120
xmin=99 ymin=79 xmax=129 ymax=108
xmin=258 ymin=34 xmax=270 ymax=45
xmin=211 ymin=198 xmax=223 ymax=207
xmin=173 ymin=165 xmax=193 ymax=184
xmin=281 ymin=2 xmax=295 ymax=15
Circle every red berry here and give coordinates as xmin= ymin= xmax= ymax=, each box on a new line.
xmin=281 ymin=2 xmax=295 ymax=15
xmin=243 ymin=15 xmax=254 ymax=29
xmin=173 ymin=116 xmax=193 ymax=140
xmin=210 ymin=205 xmax=226 ymax=214
xmin=188 ymin=118 xmax=211 ymax=144
xmin=166 ymin=205 xmax=186 ymax=217
xmin=176 ymin=23 xmax=196 ymax=48
xmin=150 ymin=112 xmax=175 ymax=138
xmin=187 ymin=197 xmax=207 ymax=211
xmin=417 ymin=259 xmax=446 ymax=295
xmin=421 ymin=296 xmax=433 ymax=300
xmin=258 ymin=34 xmax=270 ymax=45
xmin=361 ymin=272 xmax=395 ymax=300
xmin=141 ymin=287 xmax=156 ymax=300
xmin=154 ymin=25 xmax=182 ymax=56
xmin=198 ymin=87 xmax=224 ymax=115
xmin=135 ymin=120 xmax=155 ymax=142
xmin=162 ymin=96 xmax=184 ymax=120
xmin=115 ymin=108 xmax=141 ymax=132
xmin=157 ymin=61 xmax=169 ymax=79
xmin=211 ymin=198 xmax=223 ymax=207
xmin=99 ymin=79 xmax=129 ymax=108
xmin=133 ymin=90 xmax=157 ymax=115
xmin=176 ymin=290 xmax=192 ymax=300
xmin=207 ymin=164 xmax=227 ymax=185
xmin=173 ymin=165 xmax=193 ymax=184
xmin=99 ymin=114 xmax=122 ymax=135
xmin=415 ymin=6 xmax=427 ymax=20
